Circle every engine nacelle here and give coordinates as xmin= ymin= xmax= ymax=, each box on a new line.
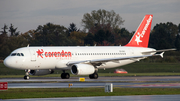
xmin=71 ymin=64 xmax=95 ymax=75
xmin=30 ymin=69 xmax=54 ymax=76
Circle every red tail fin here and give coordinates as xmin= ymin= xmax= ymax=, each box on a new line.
xmin=125 ymin=15 xmax=153 ymax=47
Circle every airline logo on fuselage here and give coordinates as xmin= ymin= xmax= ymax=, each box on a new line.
xmin=36 ymin=49 xmax=72 ymax=58
xmin=135 ymin=15 xmax=152 ymax=45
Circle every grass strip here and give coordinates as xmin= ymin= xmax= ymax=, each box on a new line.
xmin=1 ymin=88 xmax=180 ymax=99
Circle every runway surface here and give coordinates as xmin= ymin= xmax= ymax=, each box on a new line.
xmin=5 ymin=95 xmax=180 ymax=101
xmin=1 ymin=76 xmax=180 ymax=88
xmin=7 ymin=82 xmax=180 ymax=88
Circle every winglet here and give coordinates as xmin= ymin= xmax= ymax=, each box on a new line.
xmin=125 ymin=15 xmax=153 ymax=47
xmin=160 ymin=52 xmax=164 ymax=58
xmin=154 ymin=52 xmax=164 ymax=58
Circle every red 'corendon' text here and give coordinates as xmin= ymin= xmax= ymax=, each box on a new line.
xmin=45 ymin=50 xmax=71 ymax=57
xmin=36 ymin=49 xmax=71 ymax=58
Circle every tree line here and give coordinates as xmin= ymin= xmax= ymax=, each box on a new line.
xmin=0 ymin=9 xmax=180 ymax=60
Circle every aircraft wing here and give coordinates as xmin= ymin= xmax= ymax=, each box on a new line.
xmin=66 ymin=52 xmax=164 ymax=66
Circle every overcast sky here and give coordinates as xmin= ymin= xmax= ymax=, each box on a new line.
xmin=0 ymin=0 xmax=180 ymax=33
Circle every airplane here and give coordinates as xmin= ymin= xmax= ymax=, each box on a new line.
xmin=3 ymin=15 xmax=175 ymax=80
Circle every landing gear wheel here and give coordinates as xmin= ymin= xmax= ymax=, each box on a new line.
xmin=65 ymin=73 xmax=70 ymax=79
xmin=24 ymin=69 xmax=30 ymax=80
xmin=61 ymin=73 xmax=70 ymax=79
xmin=89 ymin=72 xmax=98 ymax=79
xmin=24 ymin=75 xmax=29 ymax=80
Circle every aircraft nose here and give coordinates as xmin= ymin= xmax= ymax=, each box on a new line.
xmin=4 ymin=57 xmax=14 ymax=68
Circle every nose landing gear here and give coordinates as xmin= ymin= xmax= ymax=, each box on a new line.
xmin=24 ymin=69 xmax=30 ymax=80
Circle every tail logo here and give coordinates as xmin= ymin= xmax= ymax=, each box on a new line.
xmin=135 ymin=15 xmax=152 ymax=45
xmin=135 ymin=32 xmax=142 ymax=45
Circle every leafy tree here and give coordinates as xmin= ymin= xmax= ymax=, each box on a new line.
xmin=81 ymin=9 xmax=126 ymax=46
xmin=149 ymin=22 xmax=178 ymax=49
xmin=68 ymin=23 xmax=79 ymax=35
xmin=0 ymin=24 xmax=9 ymax=57
xmin=0 ymin=32 xmax=8 ymax=59
xmin=9 ymin=24 xmax=19 ymax=36
xmin=114 ymin=28 xmax=132 ymax=46
xmin=175 ymin=34 xmax=180 ymax=51
xmin=94 ymin=29 xmax=114 ymax=45
xmin=175 ymin=24 xmax=180 ymax=51
xmin=0 ymin=24 xmax=8 ymax=45
xmin=69 ymin=31 xmax=87 ymax=46
xmin=84 ymin=33 xmax=94 ymax=46
xmin=21 ymin=30 xmax=36 ymax=45
xmin=32 ymin=23 xmax=74 ymax=46
xmin=81 ymin=9 xmax=124 ymax=33
xmin=1 ymin=24 xmax=8 ymax=35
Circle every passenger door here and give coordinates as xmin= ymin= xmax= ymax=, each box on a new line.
xmin=29 ymin=49 xmax=36 ymax=61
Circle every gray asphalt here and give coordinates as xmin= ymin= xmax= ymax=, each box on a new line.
xmin=4 ymin=95 xmax=180 ymax=101
xmin=1 ymin=76 xmax=180 ymax=88
xmin=7 ymin=82 xmax=180 ymax=88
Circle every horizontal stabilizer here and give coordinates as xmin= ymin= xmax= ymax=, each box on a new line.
xmin=142 ymin=48 xmax=176 ymax=54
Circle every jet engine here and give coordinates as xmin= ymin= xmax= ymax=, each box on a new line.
xmin=71 ymin=64 xmax=95 ymax=75
xmin=30 ymin=69 xmax=54 ymax=76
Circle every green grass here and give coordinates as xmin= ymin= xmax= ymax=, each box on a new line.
xmin=1 ymin=88 xmax=180 ymax=99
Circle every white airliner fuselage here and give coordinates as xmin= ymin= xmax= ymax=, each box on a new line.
xmin=4 ymin=46 xmax=155 ymax=70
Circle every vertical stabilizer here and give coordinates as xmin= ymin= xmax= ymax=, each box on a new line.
xmin=125 ymin=15 xmax=153 ymax=47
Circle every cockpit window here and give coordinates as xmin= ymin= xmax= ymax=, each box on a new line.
xmin=11 ymin=53 xmax=17 ymax=56
xmin=21 ymin=53 xmax=24 ymax=56
xmin=17 ymin=53 xmax=20 ymax=56
xmin=11 ymin=53 xmax=24 ymax=56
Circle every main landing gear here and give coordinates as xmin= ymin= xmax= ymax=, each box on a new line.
xmin=89 ymin=72 xmax=98 ymax=79
xmin=61 ymin=70 xmax=70 ymax=79
xmin=24 ymin=69 xmax=30 ymax=80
